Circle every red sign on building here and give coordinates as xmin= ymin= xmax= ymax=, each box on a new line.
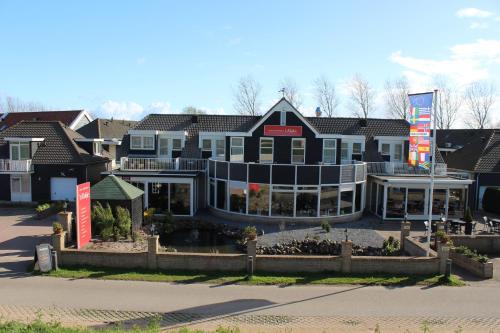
xmin=76 ymin=182 xmax=91 ymax=249
xmin=264 ymin=125 xmax=303 ymax=137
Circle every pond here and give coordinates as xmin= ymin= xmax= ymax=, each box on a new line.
xmin=161 ymin=228 xmax=243 ymax=253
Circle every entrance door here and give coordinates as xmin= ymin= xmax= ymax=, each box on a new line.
xmin=10 ymin=174 xmax=31 ymax=202
xmin=50 ymin=177 xmax=77 ymax=201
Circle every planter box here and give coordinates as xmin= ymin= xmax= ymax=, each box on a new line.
xmin=450 ymin=250 xmax=493 ymax=278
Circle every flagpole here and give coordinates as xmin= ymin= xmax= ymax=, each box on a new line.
xmin=426 ymin=89 xmax=438 ymax=257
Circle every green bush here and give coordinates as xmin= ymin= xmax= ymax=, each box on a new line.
xmin=482 ymin=187 xmax=500 ymax=214
xmin=244 ymin=226 xmax=257 ymax=240
xmin=91 ymin=202 xmax=115 ymax=241
xmin=382 ymin=236 xmax=400 ymax=255
xmin=320 ymin=221 xmax=331 ymax=233
xmin=115 ymin=206 xmax=132 ymax=238
xmin=52 ymin=222 xmax=63 ymax=234
xmin=454 ymin=245 xmax=489 ymax=263
xmin=35 ymin=203 xmax=50 ymax=213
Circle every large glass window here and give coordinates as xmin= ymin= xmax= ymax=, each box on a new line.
xmin=448 ymin=189 xmax=465 ymax=217
xmin=433 ymin=189 xmax=447 ymax=215
xmin=320 ymin=186 xmax=338 ymax=216
xmin=271 ymin=191 xmax=294 ymax=216
xmin=291 ymin=138 xmax=305 ymax=164
xmin=216 ymin=139 xmax=225 ymax=160
xmin=407 ymin=188 xmax=425 ymax=215
xmin=296 ymin=191 xmax=318 ymax=217
xmin=230 ymin=137 xmax=244 ymax=162
xmin=148 ymin=182 xmax=169 ymax=212
xmin=10 ymin=142 xmax=30 ymax=160
xmin=260 ymin=138 xmax=273 ymax=163
xmin=170 ymin=183 xmax=190 ymax=215
xmin=216 ymin=180 xmax=227 ymax=210
xmin=143 ymin=136 xmax=154 ymax=149
xmin=377 ymin=184 xmax=384 ymax=216
xmin=248 ymin=183 xmax=269 ymax=216
xmin=130 ymin=136 xmax=142 ymax=149
xmin=340 ymin=188 xmax=354 ymax=215
xmin=386 ymin=187 xmax=406 ymax=218
xmin=229 ymin=181 xmax=246 ymax=213
xmin=323 ymin=139 xmax=336 ymax=164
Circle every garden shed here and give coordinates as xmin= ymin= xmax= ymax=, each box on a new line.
xmin=90 ymin=175 xmax=144 ymax=230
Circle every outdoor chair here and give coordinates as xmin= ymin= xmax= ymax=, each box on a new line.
xmin=450 ymin=221 xmax=460 ymax=234
xmin=488 ymin=221 xmax=495 ymax=233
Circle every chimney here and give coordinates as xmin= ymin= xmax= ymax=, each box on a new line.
xmin=191 ymin=115 xmax=198 ymax=124
xmin=359 ymin=119 xmax=367 ymax=127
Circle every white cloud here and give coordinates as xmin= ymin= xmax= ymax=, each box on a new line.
xmin=456 ymin=7 xmax=493 ymax=18
xmin=136 ymin=57 xmax=146 ymax=65
xmin=93 ymin=100 xmax=173 ymax=120
xmin=390 ymin=39 xmax=500 ymax=88
xmin=469 ymin=22 xmax=488 ymax=29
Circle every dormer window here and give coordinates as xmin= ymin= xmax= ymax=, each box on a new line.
xmin=130 ymin=135 xmax=154 ymax=150
xmin=93 ymin=142 xmax=102 ymax=156
xmin=10 ymin=142 xmax=30 ymax=160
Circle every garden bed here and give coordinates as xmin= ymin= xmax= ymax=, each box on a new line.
xmin=450 ymin=246 xmax=493 ymax=278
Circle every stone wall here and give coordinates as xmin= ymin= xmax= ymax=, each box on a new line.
xmin=404 ymin=236 xmax=437 ymax=257
xmin=449 ymin=250 xmax=493 ymax=278
xmin=52 ymin=232 xmax=448 ymax=276
xmin=450 ymin=235 xmax=500 ymax=255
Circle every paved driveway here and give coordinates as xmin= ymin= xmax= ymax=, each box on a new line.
xmin=0 ymin=208 xmax=53 ymax=277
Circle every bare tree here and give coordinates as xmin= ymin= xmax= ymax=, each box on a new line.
xmin=348 ymin=74 xmax=375 ymax=118
xmin=0 ymin=96 xmax=46 ymax=113
xmin=182 ymin=106 xmax=206 ymax=115
xmin=233 ymin=75 xmax=262 ymax=116
xmin=314 ymin=76 xmax=339 ymax=117
xmin=464 ymin=81 xmax=496 ymax=129
xmin=279 ymin=77 xmax=302 ymax=109
xmin=384 ymin=77 xmax=410 ymax=120
xmin=433 ymin=77 xmax=462 ymax=129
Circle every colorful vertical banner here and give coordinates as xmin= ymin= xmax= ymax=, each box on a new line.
xmin=76 ymin=182 xmax=91 ymax=249
xmin=408 ymin=92 xmax=433 ymax=169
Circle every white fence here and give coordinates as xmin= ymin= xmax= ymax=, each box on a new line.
xmin=0 ymin=159 xmax=33 ymax=173
xmin=120 ymin=157 xmax=207 ymax=171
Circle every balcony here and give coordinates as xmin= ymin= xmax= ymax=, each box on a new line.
xmin=0 ymin=159 xmax=33 ymax=173
xmin=365 ymin=162 xmax=469 ymax=178
xmin=120 ymin=157 xmax=207 ymax=172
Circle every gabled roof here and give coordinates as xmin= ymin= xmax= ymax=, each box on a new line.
xmin=437 ymin=129 xmax=493 ymax=149
xmin=91 ymin=175 xmax=144 ymax=200
xmin=0 ymin=110 xmax=92 ymax=131
xmin=77 ymin=118 xmax=137 ymax=140
xmin=307 ymin=117 xmax=409 ymax=137
xmin=0 ymin=121 xmax=109 ymax=165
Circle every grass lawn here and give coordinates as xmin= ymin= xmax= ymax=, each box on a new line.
xmin=0 ymin=319 xmax=238 ymax=333
xmin=42 ymin=266 xmax=465 ymax=287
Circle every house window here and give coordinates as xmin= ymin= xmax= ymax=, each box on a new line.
xmin=230 ymin=137 xmax=244 ymax=162
xmin=352 ymin=142 xmax=362 ymax=160
xmin=158 ymin=138 xmax=169 ymax=156
xmin=260 ymin=138 xmax=273 ymax=163
xmin=291 ymin=138 xmax=305 ymax=164
xmin=172 ymin=139 xmax=182 ymax=151
xmin=130 ymin=135 xmax=154 ymax=150
xmin=280 ymin=111 xmax=286 ymax=126
xmin=323 ymin=139 xmax=336 ymax=164
xmin=202 ymin=139 xmax=212 ymax=152
xmin=215 ymin=139 xmax=225 ymax=160
xmin=379 ymin=141 xmax=404 ymax=162
xmin=10 ymin=142 xmax=30 ymax=160
xmin=340 ymin=142 xmax=349 ymax=162
xmin=394 ymin=143 xmax=403 ymax=162
xmin=93 ymin=142 xmax=102 ymax=156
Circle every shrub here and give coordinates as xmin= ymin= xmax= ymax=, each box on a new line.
xmin=454 ymin=245 xmax=489 ymax=263
xmin=244 ymin=226 xmax=257 ymax=240
xmin=91 ymin=202 xmax=115 ymax=241
xmin=463 ymin=207 xmax=473 ymax=223
xmin=320 ymin=221 xmax=331 ymax=233
xmin=482 ymin=187 xmax=500 ymax=214
xmin=35 ymin=203 xmax=50 ymax=214
xmin=52 ymin=222 xmax=63 ymax=234
xmin=382 ymin=236 xmax=400 ymax=255
xmin=115 ymin=206 xmax=132 ymax=239
xmin=158 ymin=211 xmax=175 ymax=235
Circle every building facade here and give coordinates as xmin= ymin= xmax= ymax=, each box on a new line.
xmin=114 ymin=98 xmax=472 ymax=222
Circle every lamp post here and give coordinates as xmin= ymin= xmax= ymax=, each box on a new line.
xmin=344 ymin=228 xmax=348 ymax=242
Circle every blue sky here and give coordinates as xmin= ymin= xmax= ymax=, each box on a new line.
xmin=1 ymin=1 xmax=499 ymax=125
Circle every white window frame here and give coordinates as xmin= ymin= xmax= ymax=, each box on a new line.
xmin=322 ymin=139 xmax=337 ymax=164
xmin=230 ymin=137 xmax=244 ymax=162
xmin=378 ymin=139 xmax=405 ymax=162
xmin=10 ymin=141 xmax=30 ymax=160
xmin=215 ymin=139 xmax=225 ymax=160
xmin=291 ymin=138 xmax=306 ymax=164
xmin=259 ymin=137 xmax=274 ymax=163
xmin=10 ymin=174 xmax=30 ymax=193
xmin=172 ymin=138 xmax=182 ymax=152
xmin=158 ymin=137 xmax=169 ymax=157
xmin=202 ymin=139 xmax=212 ymax=152
xmin=130 ymin=135 xmax=155 ymax=150
xmin=340 ymin=138 xmax=365 ymax=163
xmin=93 ymin=142 xmax=102 ymax=156
xmin=198 ymin=133 xmax=226 ymax=160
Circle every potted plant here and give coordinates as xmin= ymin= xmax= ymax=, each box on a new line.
xmin=52 ymin=222 xmax=63 ymax=234
xmin=244 ymin=226 xmax=257 ymax=241
xmin=463 ymin=207 xmax=473 ymax=235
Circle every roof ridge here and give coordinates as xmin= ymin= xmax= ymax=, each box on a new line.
xmin=112 ymin=175 xmax=132 ymax=200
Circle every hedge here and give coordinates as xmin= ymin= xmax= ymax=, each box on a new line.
xmin=482 ymin=187 xmax=500 ymax=214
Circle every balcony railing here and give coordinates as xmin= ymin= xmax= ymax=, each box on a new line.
xmin=0 ymin=159 xmax=33 ymax=173
xmin=120 ymin=157 xmax=207 ymax=172
xmin=366 ymin=162 xmax=450 ymax=177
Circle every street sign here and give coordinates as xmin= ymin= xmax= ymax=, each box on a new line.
xmin=36 ymin=244 xmax=53 ymax=273
xmin=76 ymin=182 xmax=92 ymax=249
